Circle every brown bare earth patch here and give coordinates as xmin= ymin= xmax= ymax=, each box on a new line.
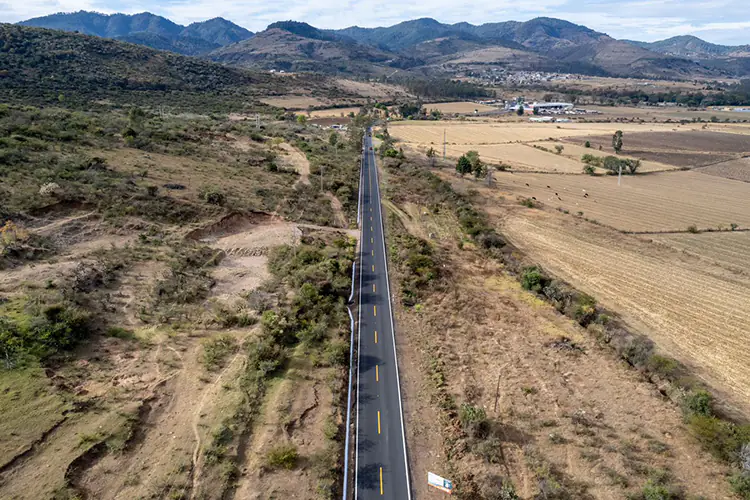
xmin=563 ymin=130 xmax=750 ymax=167
xmin=384 ymin=187 xmax=734 ymax=499
xmin=260 ymin=96 xmax=328 ymax=109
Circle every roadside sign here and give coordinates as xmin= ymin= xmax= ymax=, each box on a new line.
xmin=427 ymin=472 xmax=453 ymax=494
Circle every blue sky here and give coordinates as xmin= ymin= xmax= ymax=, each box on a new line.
xmin=3 ymin=0 xmax=750 ymax=45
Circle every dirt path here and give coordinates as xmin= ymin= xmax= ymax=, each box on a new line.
xmin=325 ymin=192 xmax=348 ymax=228
xmin=277 ymin=143 xmax=311 ymax=187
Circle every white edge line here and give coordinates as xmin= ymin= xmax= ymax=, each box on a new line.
xmin=371 ymin=131 xmax=413 ymax=500
xmin=353 ymin=140 xmax=366 ymax=500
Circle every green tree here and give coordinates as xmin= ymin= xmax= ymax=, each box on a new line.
xmin=554 ymin=145 xmax=564 ymax=154
xmin=612 ymin=130 xmax=623 ymax=154
xmin=426 ymin=147 xmax=437 ymax=167
xmin=328 ymin=131 xmax=338 ymax=147
xmin=456 ymin=155 xmax=472 ymax=176
xmin=296 ymin=115 xmax=308 ymax=125
xmin=516 ymin=106 xmax=525 ymax=116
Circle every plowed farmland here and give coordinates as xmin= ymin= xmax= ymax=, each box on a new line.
xmin=496 ymin=171 xmax=750 ymax=232
xmin=696 ymin=157 xmax=750 ymax=183
xmin=499 ymin=212 xmax=750 ymax=415
xmin=446 ymin=143 xmax=584 ymax=172
xmin=563 ymin=130 xmax=750 ymax=167
xmin=653 ymin=231 xmax=750 ymax=273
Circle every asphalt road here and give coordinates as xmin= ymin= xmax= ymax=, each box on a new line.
xmin=355 ymin=133 xmax=411 ymax=499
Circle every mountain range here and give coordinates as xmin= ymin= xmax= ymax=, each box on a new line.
xmin=18 ymin=11 xmax=253 ymax=55
xmin=13 ymin=11 xmax=750 ymax=78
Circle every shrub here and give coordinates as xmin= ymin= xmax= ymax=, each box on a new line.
xmin=519 ymin=197 xmax=537 ymax=208
xmin=729 ymin=472 xmax=750 ymax=499
xmin=687 ymin=225 xmax=700 ymax=234
xmin=200 ymin=187 xmax=226 ymax=206
xmin=584 ymin=141 xmax=591 ymax=148
xmin=459 ymin=403 xmax=489 ymax=438
xmin=682 ymin=389 xmax=713 ymax=418
xmin=554 ymin=145 xmax=564 ymax=154
xmin=583 ymin=164 xmax=596 ymax=175
xmin=521 ymin=266 xmax=548 ymax=293
xmin=474 ymin=437 xmax=503 ymax=463
xmin=266 ymin=443 xmax=299 ymax=470
xmin=687 ymin=414 xmax=750 ymax=463
xmin=201 ymin=334 xmax=237 ymax=371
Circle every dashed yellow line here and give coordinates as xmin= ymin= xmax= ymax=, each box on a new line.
xmin=372 ymin=249 xmax=374 ymax=256
xmin=375 ymin=330 xmax=378 ymax=343
xmin=380 ymin=467 xmax=384 ymax=495
xmin=372 ymin=264 xmax=375 ymax=272
xmin=376 ymin=364 xmax=379 ymax=382
xmin=374 ymin=305 xmax=377 ymax=316
xmin=371 ymin=237 xmax=373 ymax=244
xmin=373 ymin=284 xmax=376 ymax=292
xmin=377 ymin=410 xmax=381 ymax=434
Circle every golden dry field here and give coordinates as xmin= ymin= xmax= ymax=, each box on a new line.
xmin=496 ymin=170 xmax=750 ymax=232
xmin=309 ymin=106 xmax=361 ymax=117
xmin=423 ymin=101 xmax=498 ymax=114
xmin=260 ymin=95 xmax=328 ymax=109
xmin=530 ymin=141 xmax=679 ymax=172
xmin=652 ymin=231 xmax=750 ymax=273
xmin=493 ymin=210 xmax=750 ymax=414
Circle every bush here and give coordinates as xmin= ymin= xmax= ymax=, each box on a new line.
xmin=682 ymin=389 xmax=713 ymax=418
xmin=687 ymin=414 xmax=750 ymax=463
xmin=687 ymin=225 xmax=700 ymax=234
xmin=266 ymin=443 xmax=298 ymax=470
xmin=201 ymin=334 xmax=237 ymax=371
xmin=583 ymin=164 xmax=596 ymax=175
xmin=459 ymin=403 xmax=489 ymax=438
xmin=584 ymin=141 xmax=591 ymax=148
xmin=730 ymin=472 xmax=750 ymax=499
xmin=200 ymin=187 xmax=226 ymax=206
xmin=521 ymin=266 xmax=548 ymax=293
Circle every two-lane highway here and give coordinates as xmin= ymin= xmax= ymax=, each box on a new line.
xmin=355 ymin=132 xmax=411 ymax=499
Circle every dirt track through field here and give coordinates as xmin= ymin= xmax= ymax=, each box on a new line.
xmin=501 ymin=212 xmax=750 ymax=414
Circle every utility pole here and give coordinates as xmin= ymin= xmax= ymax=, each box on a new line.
xmin=443 ymin=129 xmax=446 ymax=160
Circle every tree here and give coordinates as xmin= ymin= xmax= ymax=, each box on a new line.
xmin=583 ymin=165 xmax=595 ymax=175
xmin=465 ymin=150 xmax=485 ymax=178
xmin=532 ymin=106 xmax=539 ymax=115
xmin=584 ymin=140 xmax=591 ymax=148
xmin=328 ymin=131 xmax=338 ymax=150
xmin=625 ymin=159 xmax=641 ymax=174
xmin=456 ymin=155 xmax=472 ymax=176
xmin=516 ymin=106 xmax=525 ymax=116
xmin=612 ymin=130 xmax=623 ymax=154
xmin=296 ymin=115 xmax=308 ymax=125
xmin=426 ymin=147 xmax=437 ymax=167
xmin=554 ymin=145 xmax=564 ymax=154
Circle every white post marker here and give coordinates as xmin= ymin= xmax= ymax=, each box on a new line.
xmin=428 ymin=472 xmax=454 ymax=495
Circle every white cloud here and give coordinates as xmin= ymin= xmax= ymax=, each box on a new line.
xmin=2 ymin=0 xmax=749 ymax=45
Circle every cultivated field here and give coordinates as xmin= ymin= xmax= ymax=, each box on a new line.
xmin=696 ymin=157 xmax=750 ymax=183
xmin=260 ymin=95 xmax=328 ymax=109
xmin=565 ymin=130 xmax=750 ymax=167
xmin=583 ymin=104 xmax=750 ymax=123
xmin=389 ymin=121 xmax=702 ymax=146
xmin=495 ymin=170 xmax=750 ymax=232
xmin=530 ymin=141 xmax=679 ymax=173
xmin=310 ymin=106 xmax=361 ymax=117
xmin=653 ymin=231 xmax=750 ymax=273
xmin=423 ymin=101 xmax=498 ymax=114
xmin=446 ymin=143 xmax=584 ymax=172
xmin=494 ymin=212 xmax=750 ymax=414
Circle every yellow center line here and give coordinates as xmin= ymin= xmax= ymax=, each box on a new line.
xmin=372 ymin=264 xmax=375 ymax=272
xmin=371 ymin=226 xmax=373 ymax=232
xmin=371 ymin=237 xmax=374 ymax=244
xmin=372 ymin=249 xmax=374 ymax=256
xmin=376 ymin=364 xmax=379 ymax=382
xmin=377 ymin=410 xmax=381 ymax=434
xmin=380 ymin=467 xmax=384 ymax=495
xmin=374 ymin=305 xmax=377 ymax=316
xmin=375 ymin=330 xmax=378 ymax=343
xmin=373 ymin=284 xmax=376 ymax=292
